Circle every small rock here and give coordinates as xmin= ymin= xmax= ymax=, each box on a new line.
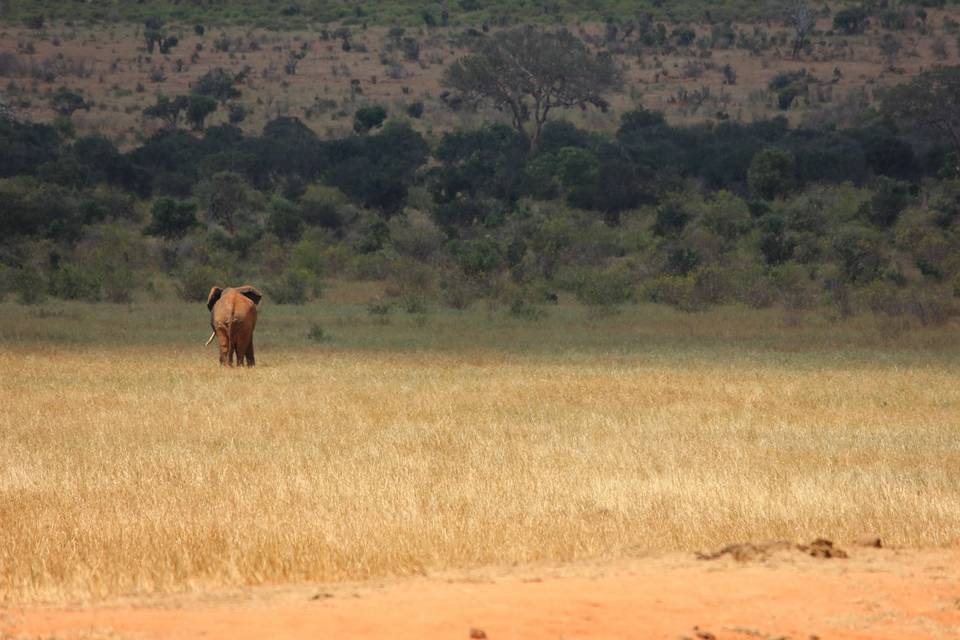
xmin=693 ymin=626 xmax=717 ymax=640
xmin=806 ymin=538 xmax=848 ymax=559
xmin=310 ymin=592 xmax=333 ymax=600
xmin=469 ymin=628 xmax=487 ymax=639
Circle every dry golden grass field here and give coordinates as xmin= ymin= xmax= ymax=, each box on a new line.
xmin=1 ymin=294 xmax=959 ymax=605
xmin=3 ymin=8 xmax=960 ymax=144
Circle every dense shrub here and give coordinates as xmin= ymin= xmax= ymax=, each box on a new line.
xmin=12 ymin=267 xmax=46 ymax=305
xmin=266 ymin=197 xmax=304 ymax=242
xmin=266 ymin=268 xmax=311 ymax=304
xmin=748 ymin=148 xmax=796 ymax=200
xmin=576 ymin=266 xmax=634 ymax=309
xmin=145 ymin=198 xmax=198 ymax=240
xmin=388 ymin=258 xmax=433 ymax=313
xmin=48 ymin=264 xmax=101 ymax=301
xmin=175 ymin=264 xmax=222 ymax=301
xmin=833 ymin=7 xmax=868 ymax=34
xmin=455 ymin=238 xmax=502 ymax=278
xmin=439 ymin=270 xmax=480 ymax=310
xmin=832 ymin=225 xmax=885 ymax=284
xmin=861 ymin=177 xmax=910 ymax=228
xmin=353 ymin=105 xmax=387 ymax=134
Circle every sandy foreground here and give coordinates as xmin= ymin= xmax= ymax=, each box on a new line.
xmin=3 ymin=543 xmax=959 ymax=640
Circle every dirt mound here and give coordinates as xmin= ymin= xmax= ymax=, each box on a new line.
xmin=696 ymin=538 xmax=848 ymax=561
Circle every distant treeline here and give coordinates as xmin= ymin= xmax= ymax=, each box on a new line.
xmin=0 ymin=108 xmax=939 ymax=230
xmin=1 ymin=97 xmax=959 ymax=323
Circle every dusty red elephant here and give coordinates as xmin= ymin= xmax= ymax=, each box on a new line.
xmin=204 ymin=285 xmax=263 ymax=366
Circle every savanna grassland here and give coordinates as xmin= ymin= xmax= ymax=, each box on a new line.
xmin=2 ymin=292 xmax=959 ymax=604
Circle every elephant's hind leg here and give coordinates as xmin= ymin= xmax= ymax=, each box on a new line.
xmin=216 ymin=329 xmax=231 ymax=366
xmin=231 ymin=343 xmax=242 ymax=367
xmin=234 ymin=333 xmax=251 ymax=367
xmin=245 ymin=341 xmax=255 ymax=367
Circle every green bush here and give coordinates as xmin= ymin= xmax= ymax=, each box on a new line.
xmin=439 ymin=270 xmax=479 ymax=310
xmin=307 ymin=323 xmax=329 ymax=341
xmin=906 ymin=288 xmax=956 ymax=326
xmin=641 ymin=274 xmax=697 ymax=311
xmin=266 ymin=268 xmax=311 ymax=304
xmin=388 ymin=258 xmax=433 ymax=313
xmin=833 ymin=7 xmax=868 ymax=34
xmin=733 ymin=269 xmax=778 ymax=309
xmin=145 ymin=198 xmax=198 ymax=241
xmin=832 ymin=225 xmax=884 ymax=284
xmin=366 ymin=299 xmax=392 ymax=322
xmin=353 ymin=105 xmax=387 ymax=134
xmin=13 ymin=267 xmax=46 ymax=305
xmin=388 ymin=210 xmax=445 ymax=261
xmin=266 ymin=197 xmax=304 ymax=242
xmin=100 ymin=266 xmax=135 ymax=304
xmin=653 ymin=200 xmax=691 ymax=237
xmin=576 ymin=266 xmax=634 ymax=309
xmin=748 ymin=147 xmax=796 ymax=200
xmin=175 ymin=264 xmax=221 ymax=302
xmin=507 ymin=292 xmax=545 ymax=320
xmin=49 ymin=264 xmax=101 ymax=301
xmin=455 ymin=238 xmax=502 ymax=279
xmin=0 ymin=265 xmax=12 ymax=299
xmin=862 ymin=177 xmax=910 ymax=228
xmin=405 ymin=101 xmax=424 ymax=118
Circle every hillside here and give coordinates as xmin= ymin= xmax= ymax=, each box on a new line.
xmin=1 ymin=4 xmax=958 ymax=143
xmin=2 ymin=1 xmax=959 ymax=324
xmin=1 ymin=0 xmax=794 ymax=28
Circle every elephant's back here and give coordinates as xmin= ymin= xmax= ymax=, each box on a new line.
xmin=222 ymin=289 xmax=257 ymax=323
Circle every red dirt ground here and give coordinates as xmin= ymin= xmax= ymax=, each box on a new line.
xmin=3 ymin=545 xmax=959 ymax=640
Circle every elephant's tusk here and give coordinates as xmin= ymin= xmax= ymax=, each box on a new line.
xmin=204 ymin=331 xmax=216 ymax=347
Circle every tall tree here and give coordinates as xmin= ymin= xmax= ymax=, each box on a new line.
xmin=783 ymin=0 xmax=816 ymax=59
xmin=143 ymin=95 xmax=189 ymax=130
xmin=49 ymin=87 xmax=90 ymax=117
xmin=193 ymin=67 xmax=242 ymax=104
xmin=442 ymin=27 xmax=621 ymax=153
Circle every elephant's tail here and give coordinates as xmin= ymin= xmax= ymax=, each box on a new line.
xmin=225 ymin=319 xmax=235 ymax=356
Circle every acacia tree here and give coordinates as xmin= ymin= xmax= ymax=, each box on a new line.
xmin=882 ymin=66 xmax=960 ymax=157
xmin=49 ymin=87 xmax=90 ymax=117
xmin=142 ymin=94 xmax=189 ymax=129
xmin=442 ymin=27 xmax=621 ymax=153
xmin=192 ymin=67 xmax=242 ymax=104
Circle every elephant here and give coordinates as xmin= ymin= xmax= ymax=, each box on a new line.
xmin=204 ymin=285 xmax=263 ymax=366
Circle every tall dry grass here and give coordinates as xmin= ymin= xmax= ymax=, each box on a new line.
xmin=2 ymin=333 xmax=959 ymax=603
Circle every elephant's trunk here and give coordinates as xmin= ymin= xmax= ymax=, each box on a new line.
xmin=204 ymin=331 xmax=216 ymax=347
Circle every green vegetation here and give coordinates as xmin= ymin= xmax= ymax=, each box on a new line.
xmin=1 ymin=25 xmax=959 ymax=327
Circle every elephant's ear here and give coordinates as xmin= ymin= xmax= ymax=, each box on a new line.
xmin=206 ymin=286 xmax=224 ymax=311
xmin=236 ymin=285 xmax=263 ymax=306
